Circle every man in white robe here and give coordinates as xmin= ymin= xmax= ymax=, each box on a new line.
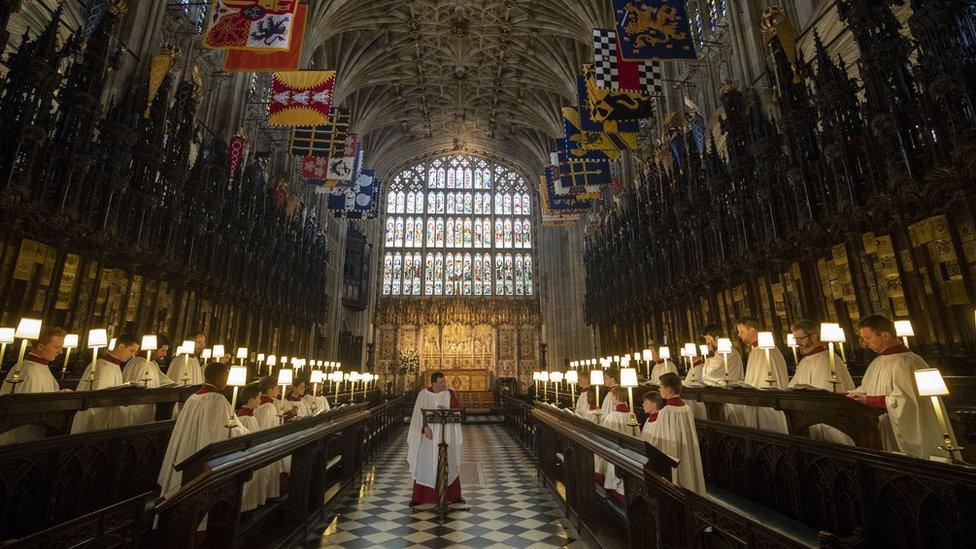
xmin=599 ymin=370 xmax=620 ymax=417
xmin=696 ymin=324 xmax=746 ymax=423
xmin=121 ymin=335 xmax=175 ymax=425
xmin=157 ymin=362 xmax=252 ymax=532
xmin=254 ymin=376 xmax=295 ymax=499
xmin=167 ymin=332 xmax=206 ymax=386
xmin=646 ymin=344 xmax=678 ymax=382
xmin=788 ymin=319 xmax=855 ymax=445
xmin=302 ymin=386 xmax=329 ymax=415
xmin=735 ymin=316 xmax=789 ymax=432
xmin=407 ymin=371 xmax=463 ymax=506
xmin=0 ymin=326 xmax=67 ymax=443
xmin=643 ymin=373 xmax=706 ymax=495
xmin=600 ymin=387 xmax=637 ymax=503
xmin=575 ymin=376 xmax=593 ymax=416
xmin=236 ymin=383 xmax=270 ymax=511
xmin=71 ymin=334 xmax=140 ymax=433
xmin=847 ymin=314 xmax=956 ymax=459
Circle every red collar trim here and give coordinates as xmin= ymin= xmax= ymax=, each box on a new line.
xmin=196 ymin=383 xmax=220 ymax=395
xmin=101 ymin=353 xmax=122 ymax=366
xmin=653 ymin=358 xmax=664 ymax=364
xmin=26 ymin=353 xmax=50 ymax=365
xmin=646 ymin=411 xmax=659 ymax=424
xmin=880 ymin=344 xmax=911 ymax=356
xmin=286 ymin=394 xmax=303 ymax=401
xmin=750 ymin=342 xmax=758 ymax=348
xmin=260 ymin=396 xmax=275 ymax=404
xmin=666 ymin=396 xmax=685 ymax=407
xmin=805 ymin=345 xmax=827 ymax=356
xmin=237 ymin=407 xmax=254 ymax=417
xmin=614 ymin=403 xmax=630 ymax=413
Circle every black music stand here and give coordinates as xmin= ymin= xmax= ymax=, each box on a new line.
xmin=421 ymin=407 xmax=468 ymax=523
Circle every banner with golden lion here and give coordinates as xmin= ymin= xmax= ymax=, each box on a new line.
xmin=613 ymin=0 xmax=697 ymax=60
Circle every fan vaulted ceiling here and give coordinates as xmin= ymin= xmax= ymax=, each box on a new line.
xmin=303 ymin=0 xmax=614 ymax=179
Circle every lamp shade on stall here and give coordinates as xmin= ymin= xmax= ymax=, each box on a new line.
xmin=228 ymin=366 xmax=248 ymax=387
xmin=88 ymin=329 xmax=108 ymax=348
xmin=620 ymin=368 xmax=638 ymax=387
xmin=915 ymin=368 xmax=949 ymax=397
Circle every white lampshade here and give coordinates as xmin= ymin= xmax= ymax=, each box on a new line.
xmin=532 ymin=371 xmax=540 ymax=381
xmin=786 ymin=334 xmax=797 ymax=348
xmin=717 ymin=338 xmax=733 ymax=353
xmin=281 ymin=356 xmax=289 ymax=365
xmin=212 ymin=344 xmax=225 ymax=357
xmin=228 ymin=366 xmax=248 ymax=386
xmin=914 ymin=368 xmax=949 ymax=397
xmin=277 ymin=368 xmax=294 ymax=385
xmin=141 ymin=335 xmax=158 ymax=351
xmin=642 ymin=349 xmax=653 ymax=361
xmin=565 ymin=370 xmax=578 ymax=384
xmin=0 ymin=327 xmax=14 ymax=344
xmin=236 ymin=347 xmax=248 ymax=359
xmin=756 ymin=332 xmax=775 ymax=349
xmin=182 ymin=340 xmax=196 ymax=354
xmin=820 ymin=322 xmax=843 ymax=343
xmin=895 ymin=320 xmax=914 ymax=338
xmin=329 ymin=371 xmax=343 ymax=382
xmin=632 ymin=352 xmax=640 ymax=361
xmin=550 ymin=372 xmax=564 ymax=383
xmin=612 ymin=355 xmax=620 ymax=362
xmin=267 ymin=355 xmax=277 ymax=366
xmin=201 ymin=349 xmax=212 ymax=360
xmin=659 ymin=346 xmax=670 ymax=360
xmin=620 ymin=368 xmax=638 ymax=387
xmin=15 ymin=318 xmax=42 ymax=339
xmin=699 ymin=344 xmax=709 ymax=357
xmin=88 ymin=329 xmax=108 ymax=348
xmin=109 ymin=338 xmax=117 ymax=350
xmin=590 ymin=369 xmax=604 ymax=386
xmin=621 ymin=355 xmax=631 ymax=367
xmin=540 ymin=371 xmax=550 ymax=382
xmin=311 ymin=370 xmax=324 ymax=383
xmin=63 ymin=333 xmax=79 ymax=349
xmin=683 ymin=343 xmax=697 ymax=356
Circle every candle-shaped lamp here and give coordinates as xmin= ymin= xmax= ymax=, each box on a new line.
xmin=620 ymin=367 xmax=639 ymax=432
xmin=236 ymin=347 xmax=247 ymax=366
xmin=310 ymin=370 xmax=324 ymax=414
xmin=225 ymin=365 xmax=248 ymax=435
xmin=277 ymin=367 xmax=293 ymax=419
xmin=566 ymin=369 xmax=578 ymax=407
xmin=820 ymin=323 xmax=843 ymax=391
xmin=86 ymin=328 xmax=108 ymax=390
xmin=895 ymin=320 xmax=914 ymax=349
xmin=212 ymin=344 xmax=226 ymax=361
xmin=590 ymin=369 xmax=604 ymax=422
xmin=60 ymin=333 xmax=79 ymax=379
xmin=9 ymin=318 xmax=42 ymax=390
xmin=683 ymin=343 xmax=697 ymax=381
xmin=140 ymin=335 xmax=158 ymax=387
xmin=914 ymin=368 xmax=962 ymax=461
xmin=540 ymin=371 xmax=550 ymax=401
xmin=642 ymin=349 xmax=653 ymax=378
xmin=0 ymin=328 xmax=14 ymax=374
xmin=756 ymin=332 xmax=776 ymax=386
xmin=550 ymin=371 xmax=563 ymax=404
xmin=786 ymin=333 xmax=798 ymax=365
xmin=717 ymin=337 xmax=733 ymax=386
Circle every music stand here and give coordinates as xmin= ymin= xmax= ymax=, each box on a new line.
xmin=421 ymin=407 xmax=468 ymax=523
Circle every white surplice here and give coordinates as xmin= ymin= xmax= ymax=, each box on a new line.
xmin=600 ymin=385 xmax=619 ymax=417
xmin=575 ymin=387 xmax=593 ymax=416
xmin=0 ymin=356 xmax=61 ymax=443
xmin=237 ymin=413 xmax=270 ymax=511
xmin=857 ymin=347 xmax=956 ymax=459
xmin=683 ymin=360 xmax=708 ymax=420
xmin=735 ymin=346 xmax=790 ymax=432
xmin=599 ymin=408 xmax=636 ymax=496
xmin=166 ymin=354 xmax=204 ymax=386
xmin=648 ymin=359 xmax=678 ymax=382
xmin=71 ymin=357 xmax=128 ymax=433
xmin=642 ymin=398 xmax=706 ymax=495
xmin=407 ymin=387 xmax=462 ymax=496
xmin=788 ymin=348 xmax=855 ymax=445
xmin=120 ymin=357 xmax=175 ymax=425
xmin=254 ymin=397 xmax=285 ymax=497
xmin=158 ymin=386 xmax=246 ymax=500
xmin=699 ymin=349 xmax=745 ymax=423
xmin=302 ymin=393 xmax=329 ymax=414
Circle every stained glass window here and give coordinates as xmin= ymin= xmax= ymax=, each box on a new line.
xmin=382 ymin=154 xmax=534 ymax=296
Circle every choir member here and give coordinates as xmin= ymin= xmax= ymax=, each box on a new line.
xmin=600 ymin=387 xmax=635 ymax=503
xmin=167 ymin=332 xmax=206 ymax=386
xmin=121 ymin=334 xmax=175 ymax=425
xmin=641 ymin=391 xmax=665 ymax=437
xmin=157 ymin=361 xmax=250 ymax=531
xmin=285 ymin=380 xmax=311 ymax=417
xmin=734 ymin=316 xmax=789 ymax=432
xmin=788 ymin=320 xmax=855 ymax=445
xmin=0 ymin=326 xmax=66 ymax=444
xmin=646 ymin=343 xmax=678 ymax=382
xmin=699 ymin=324 xmax=744 ymax=385
xmin=847 ymin=315 xmax=957 ymax=459
xmin=407 ymin=372 xmax=462 ymax=506
xmin=236 ymin=382 xmax=270 ymax=511
xmin=254 ymin=376 xmax=289 ymax=499
xmin=303 ymin=382 xmax=330 ymax=415
xmin=599 ymin=369 xmax=620 ymax=417
xmin=642 ymin=373 xmax=706 ymax=495
xmin=575 ymin=374 xmax=593 ymax=416
xmin=71 ymin=334 xmax=140 ymax=433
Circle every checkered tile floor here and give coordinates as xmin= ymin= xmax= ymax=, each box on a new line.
xmin=300 ymin=425 xmax=588 ymax=548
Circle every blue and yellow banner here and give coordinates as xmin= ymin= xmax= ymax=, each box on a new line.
xmin=613 ymin=0 xmax=697 ymax=60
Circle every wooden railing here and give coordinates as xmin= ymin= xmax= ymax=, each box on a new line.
xmin=155 ymin=395 xmax=404 ymax=547
xmin=0 ymin=420 xmax=174 ymax=540
xmin=505 ymin=395 xmax=976 ymax=548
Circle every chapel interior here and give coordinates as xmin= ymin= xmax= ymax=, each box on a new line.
xmin=0 ymin=0 xmax=975 ymax=548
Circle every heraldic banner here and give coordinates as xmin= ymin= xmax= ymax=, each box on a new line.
xmin=268 ymin=70 xmax=335 ymax=126
xmin=223 ymin=3 xmax=307 ymax=71
xmin=204 ymin=0 xmax=299 ymax=51
xmin=613 ymin=0 xmax=697 ymax=61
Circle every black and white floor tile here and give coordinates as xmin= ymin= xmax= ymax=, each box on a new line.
xmin=301 ymin=425 xmax=588 ymax=548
